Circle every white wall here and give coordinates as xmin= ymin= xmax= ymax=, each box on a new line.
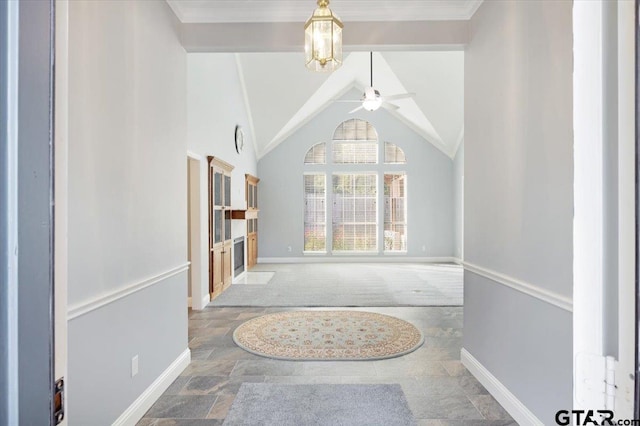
xmin=463 ymin=1 xmax=573 ymax=424
xmin=187 ymin=53 xmax=258 ymax=307
xmin=66 ymin=1 xmax=188 ymax=423
xmin=258 ymin=90 xmax=455 ymax=259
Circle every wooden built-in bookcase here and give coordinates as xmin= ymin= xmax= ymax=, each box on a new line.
xmin=245 ymin=174 xmax=259 ymax=269
xmin=207 ymin=156 xmax=234 ymax=300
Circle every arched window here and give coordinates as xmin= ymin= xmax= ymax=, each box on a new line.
xmin=304 ymin=142 xmax=326 ymax=164
xmin=303 ymin=119 xmax=407 ymax=253
xmin=332 ymin=119 xmax=378 ymax=164
xmin=384 ymin=142 xmax=406 ymax=164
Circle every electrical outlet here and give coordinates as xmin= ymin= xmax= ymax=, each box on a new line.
xmin=131 ymin=355 xmax=139 ymax=377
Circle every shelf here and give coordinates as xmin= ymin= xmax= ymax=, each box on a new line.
xmin=231 ymin=209 xmax=258 ymax=220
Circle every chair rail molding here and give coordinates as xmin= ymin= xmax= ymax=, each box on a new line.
xmin=68 ymin=263 xmax=190 ymax=320
xmin=462 ymin=261 xmax=572 ymax=312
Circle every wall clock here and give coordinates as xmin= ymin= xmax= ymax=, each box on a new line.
xmin=235 ymin=125 xmax=244 ymax=154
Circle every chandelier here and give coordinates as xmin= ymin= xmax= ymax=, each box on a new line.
xmin=304 ymin=0 xmax=343 ymax=72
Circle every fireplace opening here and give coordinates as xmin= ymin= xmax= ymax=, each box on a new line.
xmin=234 ymin=237 xmax=245 ymax=277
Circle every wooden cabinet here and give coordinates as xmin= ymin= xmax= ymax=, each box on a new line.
xmin=208 ymin=156 xmax=234 ymax=300
xmin=245 ymin=174 xmax=259 ymax=269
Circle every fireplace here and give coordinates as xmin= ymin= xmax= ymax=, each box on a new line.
xmin=233 ymin=236 xmax=245 ymax=277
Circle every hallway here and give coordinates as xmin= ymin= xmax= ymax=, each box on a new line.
xmin=139 ymin=306 xmax=515 ymax=425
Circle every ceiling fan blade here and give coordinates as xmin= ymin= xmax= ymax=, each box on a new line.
xmin=333 ymin=100 xmax=363 ymax=103
xmin=384 ymin=93 xmax=416 ymax=101
xmin=348 ymin=105 xmax=364 ymax=114
xmin=382 ymin=103 xmax=400 ymax=111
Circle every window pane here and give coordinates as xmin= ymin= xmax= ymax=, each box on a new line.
xmin=304 ymin=174 xmax=326 ymax=251
xmin=332 ymin=173 xmax=377 ymax=251
xmin=384 ymin=173 xmax=407 ymax=251
xmin=304 ymin=143 xmax=326 ymax=164
xmin=332 ymin=119 xmax=378 ymax=164
xmin=224 ymin=210 xmax=231 ymax=240
xmin=214 ymin=173 xmax=222 ymax=206
xmin=214 ymin=210 xmax=222 ymax=243
xmin=224 ymin=176 xmax=231 ymax=206
xmin=384 ymin=142 xmax=406 ymax=164
xmin=332 ymin=119 xmax=378 ymax=141
xmin=332 ymin=142 xmax=377 ymax=164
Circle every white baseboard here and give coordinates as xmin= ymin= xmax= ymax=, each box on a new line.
xmin=191 ymin=293 xmax=211 ymax=311
xmin=452 ymin=257 xmax=463 ymax=265
xmin=202 ymin=293 xmax=211 ymax=307
xmin=112 ymin=348 xmax=191 ymax=426
xmin=257 ymin=256 xmax=458 ymax=264
xmin=461 ymin=348 xmax=543 ymax=426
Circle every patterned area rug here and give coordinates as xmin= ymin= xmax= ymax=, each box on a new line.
xmin=232 ymin=310 xmax=424 ymax=361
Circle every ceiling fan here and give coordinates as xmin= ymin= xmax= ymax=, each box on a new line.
xmin=337 ymin=52 xmax=415 ymax=114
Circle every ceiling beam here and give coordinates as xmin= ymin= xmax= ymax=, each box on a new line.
xmin=181 ymin=20 xmax=468 ymax=52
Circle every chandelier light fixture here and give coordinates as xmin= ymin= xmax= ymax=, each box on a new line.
xmin=304 ymin=0 xmax=343 ymax=72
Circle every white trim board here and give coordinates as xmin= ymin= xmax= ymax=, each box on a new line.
xmin=462 ymin=261 xmax=572 ymax=312
xmin=258 ymin=256 xmax=458 ymax=264
xmin=68 ymin=263 xmax=190 ymax=320
xmin=112 ymin=348 xmax=191 ymax=426
xmin=200 ymin=293 xmax=211 ymax=310
xmin=461 ymin=349 xmax=543 ymax=426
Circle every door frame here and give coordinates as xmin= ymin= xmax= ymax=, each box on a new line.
xmin=187 ymin=153 xmax=205 ymax=309
xmin=2 ymin=0 xmax=58 ymax=424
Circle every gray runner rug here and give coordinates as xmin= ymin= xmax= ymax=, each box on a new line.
xmin=222 ymin=383 xmax=417 ymax=426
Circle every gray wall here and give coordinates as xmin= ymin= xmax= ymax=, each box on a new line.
xmin=67 ymin=1 xmax=188 ymax=423
xmin=453 ymin=142 xmax=464 ymax=260
xmin=463 ymin=1 xmax=573 ymax=423
xmin=258 ymin=90 xmax=454 ymax=258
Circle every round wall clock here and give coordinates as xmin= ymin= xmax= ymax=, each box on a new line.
xmin=235 ymin=125 xmax=244 ymax=154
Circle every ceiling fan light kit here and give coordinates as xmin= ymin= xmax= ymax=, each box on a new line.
xmin=304 ymin=0 xmax=343 ymax=72
xmin=343 ymin=52 xmax=416 ymax=114
xmin=362 ymin=87 xmax=382 ymax=111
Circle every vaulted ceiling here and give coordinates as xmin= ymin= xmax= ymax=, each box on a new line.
xmin=167 ymin=0 xmax=475 ymax=159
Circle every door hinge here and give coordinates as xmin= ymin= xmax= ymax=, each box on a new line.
xmin=53 ymin=378 xmax=65 ymax=425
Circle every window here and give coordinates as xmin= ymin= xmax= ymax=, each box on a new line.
xmin=304 ymin=142 xmax=326 ymax=164
xmin=333 ymin=119 xmax=378 ymax=141
xmin=384 ymin=142 xmax=406 ymax=164
xmin=384 ymin=173 xmax=407 ymax=251
xmin=303 ymin=119 xmax=407 ymax=254
xmin=332 ymin=119 xmax=378 ymax=164
xmin=332 ymin=142 xmax=378 ymax=164
xmin=304 ymin=174 xmax=326 ymax=252
xmin=332 ymin=173 xmax=377 ymax=251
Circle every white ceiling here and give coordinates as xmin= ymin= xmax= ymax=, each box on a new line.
xmin=169 ymin=0 xmax=469 ymax=159
xmin=238 ymin=51 xmax=463 ymax=159
xmin=168 ymin=0 xmax=483 ymax=23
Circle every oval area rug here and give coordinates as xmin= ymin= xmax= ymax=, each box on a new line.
xmin=232 ymin=310 xmax=424 ymax=361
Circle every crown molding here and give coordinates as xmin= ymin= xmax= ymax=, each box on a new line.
xmin=167 ymin=0 xmax=484 ymax=24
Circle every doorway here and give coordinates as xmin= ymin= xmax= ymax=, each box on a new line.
xmin=187 ymin=154 xmax=202 ymax=309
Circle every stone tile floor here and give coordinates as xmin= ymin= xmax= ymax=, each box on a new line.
xmin=138 ymin=307 xmax=516 ymax=426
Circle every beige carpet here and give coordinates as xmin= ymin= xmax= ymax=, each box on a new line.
xmin=232 ymin=310 xmax=424 ymax=361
